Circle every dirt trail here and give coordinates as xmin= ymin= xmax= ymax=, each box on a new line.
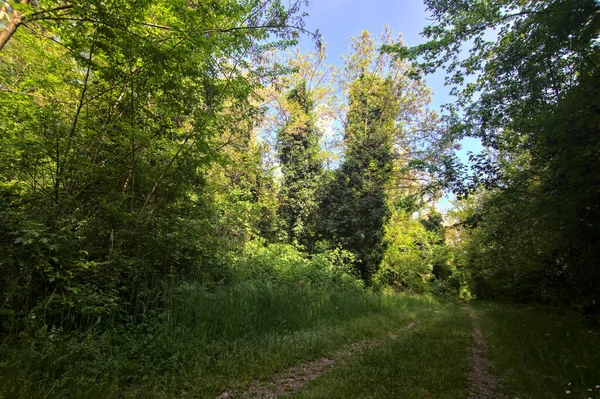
xmin=463 ymin=305 xmax=506 ymax=399
xmin=218 ymin=321 xmax=418 ymax=399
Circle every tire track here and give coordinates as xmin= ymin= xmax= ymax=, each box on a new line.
xmin=218 ymin=320 xmax=418 ymax=399
xmin=463 ymin=305 xmax=507 ymax=399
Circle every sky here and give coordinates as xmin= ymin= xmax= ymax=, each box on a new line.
xmin=299 ymin=0 xmax=444 ymax=103
xmin=296 ymin=0 xmax=483 ymax=211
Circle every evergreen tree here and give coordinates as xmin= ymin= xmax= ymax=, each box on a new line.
xmin=320 ymin=74 xmax=398 ymax=282
xmin=277 ymin=81 xmax=323 ymax=247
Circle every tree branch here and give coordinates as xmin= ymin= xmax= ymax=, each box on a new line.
xmin=0 ymin=7 xmax=23 ymax=51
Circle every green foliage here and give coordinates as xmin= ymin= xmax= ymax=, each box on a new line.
xmin=375 ymin=210 xmax=435 ymax=293
xmin=319 ymin=73 xmax=397 ymax=283
xmin=0 ymin=13 xmax=450 ymax=333
xmin=374 ymin=207 xmax=459 ymax=296
xmin=277 ymin=81 xmax=323 ymax=247
xmin=451 ymin=183 xmax=587 ymax=305
xmin=203 ymin=102 xmax=282 ymax=274
xmin=231 ymin=239 xmax=361 ymax=291
xmin=413 ymin=0 xmax=600 ymax=307
xmin=0 ymin=0 xmax=314 ymax=331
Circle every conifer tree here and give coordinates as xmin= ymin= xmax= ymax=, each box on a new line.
xmin=320 ymin=74 xmax=398 ymax=282
xmin=277 ymin=81 xmax=323 ymax=247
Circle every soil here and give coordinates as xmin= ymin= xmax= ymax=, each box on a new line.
xmin=463 ymin=305 xmax=507 ymax=399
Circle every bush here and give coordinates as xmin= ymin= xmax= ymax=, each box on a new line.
xmin=231 ymin=239 xmax=362 ymax=291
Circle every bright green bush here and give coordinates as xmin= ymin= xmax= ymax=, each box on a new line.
xmin=374 ymin=210 xmax=438 ymax=294
xmin=231 ymin=239 xmax=362 ymax=291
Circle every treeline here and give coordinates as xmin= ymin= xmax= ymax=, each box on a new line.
xmin=1 ymin=0 xmax=598 ymax=337
xmin=413 ymin=0 xmax=600 ymax=312
xmin=0 ymin=1 xmax=455 ymax=333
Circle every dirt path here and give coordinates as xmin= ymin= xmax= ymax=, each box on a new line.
xmin=463 ymin=305 xmax=506 ymax=399
xmin=218 ymin=321 xmax=418 ymax=399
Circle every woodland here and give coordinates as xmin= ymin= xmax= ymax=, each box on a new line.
xmin=0 ymin=0 xmax=599 ymax=398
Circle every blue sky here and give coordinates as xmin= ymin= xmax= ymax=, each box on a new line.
xmin=296 ymin=0 xmax=482 ymax=211
xmin=298 ymin=0 xmax=448 ymax=107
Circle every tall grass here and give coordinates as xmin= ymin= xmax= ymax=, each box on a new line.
xmin=0 ymin=280 xmax=437 ymax=398
xmin=166 ymin=281 xmax=397 ymax=340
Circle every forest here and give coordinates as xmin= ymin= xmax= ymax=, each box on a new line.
xmin=0 ymin=0 xmax=598 ymax=398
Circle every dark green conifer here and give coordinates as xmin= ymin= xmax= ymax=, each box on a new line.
xmin=320 ymin=74 xmax=398 ymax=282
xmin=277 ymin=81 xmax=323 ymax=247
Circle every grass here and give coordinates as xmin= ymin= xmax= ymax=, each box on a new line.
xmin=0 ymin=281 xmax=439 ymax=399
xmin=4 ymin=281 xmax=598 ymax=399
xmin=294 ymin=302 xmax=472 ymax=399
xmin=472 ymin=302 xmax=600 ymax=399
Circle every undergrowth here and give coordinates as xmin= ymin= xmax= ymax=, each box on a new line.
xmin=0 ymin=278 xmax=438 ymax=398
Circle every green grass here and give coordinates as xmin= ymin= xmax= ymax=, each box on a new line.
xmin=0 ymin=281 xmax=439 ymax=399
xmin=472 ymin=302 xmax=600 ymax=399
xmin=293 ymin=302 xmax=472 ymax=399
xmin=5 ymin=282 xmax=597 ymax=399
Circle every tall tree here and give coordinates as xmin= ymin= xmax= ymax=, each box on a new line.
xmin=411 ymin=0 xmax=600 ymax=307
xmin=277 ymin=81 xmax=323 ymax=247
xmin=319 ymin=29 xmax=446 ymax=283
xmin=320 ymin=73 xmax=397 ymax=282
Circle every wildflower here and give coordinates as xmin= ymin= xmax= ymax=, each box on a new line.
xmin=565 ymin=391 xmax=571 ymax=394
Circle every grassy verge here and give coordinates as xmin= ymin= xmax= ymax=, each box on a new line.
xmin=0 ymin=282 xmax=438 ymax=398
xmin=293 ymin=302 xmax=472 ymax=399
xmin=472 ymin=302 xmax=600 ymax=399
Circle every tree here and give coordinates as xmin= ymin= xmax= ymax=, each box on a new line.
xmin=256 ymin=47 xmax=339 ymax=245
xmin=374 ymin=207 xmax=439 ymax=294
xmin=320 ymin=72 xmax=397 ymax=282
xmin=410 ymin=0 xmax=600 ymax=307
xmin=277 ymin=81 xmax=323 ymax=247
xmin=0 ymin=0 xmax=316 ymax=329
xmin=318 ymin=29 xmax=447 ymax=283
